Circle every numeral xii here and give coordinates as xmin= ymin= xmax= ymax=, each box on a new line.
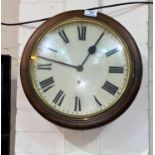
xmin=77 ymin=26 xmax=86 ymax=40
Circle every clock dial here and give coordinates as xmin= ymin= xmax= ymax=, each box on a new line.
xmin=21 ymin=10 xmax=142 ymax=129
xmin=30 ymin=20 xmax=130 ymax=117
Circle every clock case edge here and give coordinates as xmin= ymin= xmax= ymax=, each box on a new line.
xmin=20 ymin=10 xmax=143 ymax=129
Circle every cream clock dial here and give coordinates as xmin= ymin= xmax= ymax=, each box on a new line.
xmin=31 ymin=20 xmax=129 ymax=117
xmin=20 ymin=10 xmax=142 ymax=129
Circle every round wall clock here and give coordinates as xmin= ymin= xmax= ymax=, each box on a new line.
xmin=20 ymin=10 xmax=142 ymax=129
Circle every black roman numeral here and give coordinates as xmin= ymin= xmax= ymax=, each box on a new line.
xmin=37 ymin=63 xmax=52 ymax=70
xmin=53 ymin=90 xmax=65 ymax=106
xmin=109 ymin=66 xmax=124 ymax=73
xmin=58 ymin=30 xmax=69 ymax=44
xmin=39 ymin=77 xmax=54 ymax=92
xmin=105 ymin=48 xmax=118 ymax=57
xmin=74 ymin=97 xmax=81 ymax=111
xmin=77 ymin=26 xmax=86 ymax=40
xmin=102 ymin=81 xmax=118 ymax=95
xmin=94 ymin=95 xmax=102 ymax=106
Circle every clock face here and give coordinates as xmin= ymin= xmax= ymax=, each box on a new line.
xmin=20 ymin=10 xmax=142 ymax=129
xmin=30 ymin=20 xmax=130 ymax=117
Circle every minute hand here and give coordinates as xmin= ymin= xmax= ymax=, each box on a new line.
xmin=38 ymin=56 xmax=78 ymax=70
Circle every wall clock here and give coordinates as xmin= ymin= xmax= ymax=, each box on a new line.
xmin=20 ymin=10 xmax=142 ymax=129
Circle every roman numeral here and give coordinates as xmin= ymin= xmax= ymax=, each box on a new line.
xmin=102 ymin=81 xmax=118 ymax=95
xmin=37 ymin=63 xmax=52 ymax=70
xmin=105 ymin=48 xmax=118 ymax=57
xmin=77 ymin=26 xmax=86 ymax=40
xmin=74 ymin=97 xmax=81 ymax=111
xmin=94 ymin=95 xmax=102 ymax=106
xmin=53 ymin=90 xmax=65 ymax=106
xmin=39 ymin=77 xmax=54 ymax=92
xmin=58 ymin=30 xmax=69 ymax=44
xmin=109 ymin=66 xmax=124 ymax=73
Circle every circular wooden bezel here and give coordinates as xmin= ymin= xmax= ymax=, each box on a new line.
xmin=20 ymin=10 xmax=142 ymax=129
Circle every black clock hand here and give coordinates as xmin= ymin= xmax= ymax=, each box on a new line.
xmin=80 ymin=53 xmax=90 ymax=66
xmin=80 ymin=32 xmax=104 ymax=67
xmin=38 ymin=56 xmax=78 ymax=70
xmin=89 ymin=32 xmax=104 ymax=54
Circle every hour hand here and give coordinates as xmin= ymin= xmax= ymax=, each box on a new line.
xmin=38 ymin=56 xmax=78 ymax=70
xmin=79 ymin=32 xmax=105 ymax=67
xmin=88 ymin=32 xmax=104 ymax=54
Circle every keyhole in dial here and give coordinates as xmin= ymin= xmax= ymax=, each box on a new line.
xmin=77 ymin=80 xmax=81 ymax=84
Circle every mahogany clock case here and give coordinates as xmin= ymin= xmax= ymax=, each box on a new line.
xmin=20 ymin=10 xmax=142 ymax=129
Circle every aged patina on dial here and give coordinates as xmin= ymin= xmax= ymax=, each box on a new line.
xmin=20 ymin=10 xmax=142 ymax=129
